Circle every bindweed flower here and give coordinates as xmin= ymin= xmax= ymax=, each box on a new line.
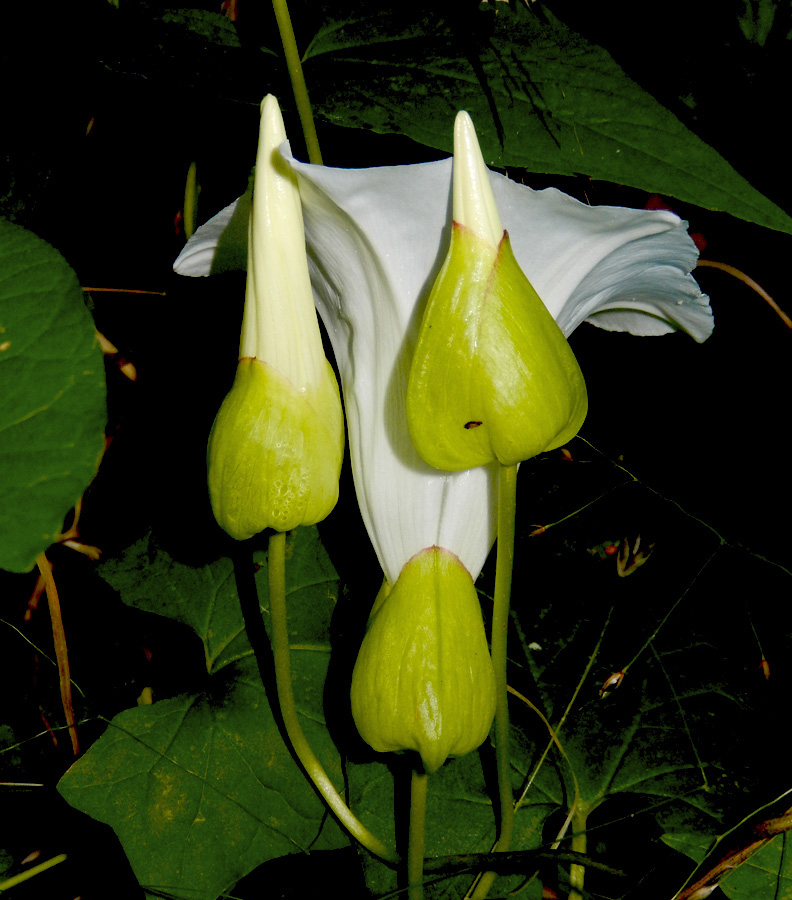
xmin=174 ymin=126 xmax=712 ymax=769
xmin=175 ymin=141 xmax=711 ymax=582
xmin=206 ymin=96 xmax=344 ymax=539
xmin=407 ymin=112 xmax=588 ymax=470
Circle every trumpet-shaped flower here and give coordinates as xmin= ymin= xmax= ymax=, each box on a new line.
xmin=206 ymin=96 xmax=344 ymax=539
xmin=176 ymin=135 xmax=711 ymax=772
xmin=175 ymin=140 xmax=711 ymax=584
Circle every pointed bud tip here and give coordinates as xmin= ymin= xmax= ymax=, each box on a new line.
xmin=452 ymin=111 xmax=502 ymax=249
xmin=259 ymin=94 xmax=287 ymax=155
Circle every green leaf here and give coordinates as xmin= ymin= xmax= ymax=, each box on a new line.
xmin=58 ymin=528 xmax=349 ymax=900
xmin=306 ymin=4 xmax=792 ymax=234
xmin=662 ymin=831 xmax=792 ymax=900
xmin=508 ymin=555 xmax=745 ymax=828
xmin=737 ymin=0 xmax=779 ymax=46
xmin=94 ymin=527 xmax=338 ymax=673
xmin=0 ymin=218 xmax=107 ymax=573
xmin=160 ymin=8 xmax=241 ymax=49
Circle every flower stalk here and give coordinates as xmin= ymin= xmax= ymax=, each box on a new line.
xmin=408 ymin=768 xmax=429 ymax=900
xmin=204 ymin=95 xmax=390 ymax=861
xmin=268 ymin=532 xmax=396 ymax=861
xmin=271 ymin=0 xmax=322 ymax=164
xmin=492 ymin=463 xmax=518 ymax=851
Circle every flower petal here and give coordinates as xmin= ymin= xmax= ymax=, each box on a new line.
xmin=286 ymin=156 xmax=497 ymax=583
xmin=487 ymin=181 xmax=713 ymax=341
xmin=173 ymin=198 xmax=246 ymax=277
xmin=178 ymin=156 xmax=711 ymax=343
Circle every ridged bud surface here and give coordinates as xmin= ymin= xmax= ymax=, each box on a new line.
xmin=208 ymin=356 xmax=343 ymax=538
xmin=351 ymin=546 xmax=496 ymax=773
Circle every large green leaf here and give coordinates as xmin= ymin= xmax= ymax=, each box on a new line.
xmin=91 ymin=525 xmax=337 ymax=675
xmin=305 ymin=4 xmax=792 ymax=234
xmin=58 ymin=528 xmax=351 ymax=900
xmin=0 ymin=218 xmax=107 ymax=573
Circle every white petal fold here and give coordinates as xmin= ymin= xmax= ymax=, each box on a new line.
xmin=174 ymin=199 xmax=240 ymax=276
xmin=174 ymin=149 xmax=712 ymax=583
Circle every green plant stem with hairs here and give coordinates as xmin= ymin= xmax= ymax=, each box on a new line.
xmin=268 ymin=530 xmax=396 ymax=861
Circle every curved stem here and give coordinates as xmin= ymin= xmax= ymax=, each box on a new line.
xmin=408 ymin=768 xmax=429 ymax=900
xmin=696 ymin=259 xmax=792 ymax=329
xmin=268 ymin=531 xmax=396 ymax=861
xmin=271 ymin=0 xmax=323 ymax=165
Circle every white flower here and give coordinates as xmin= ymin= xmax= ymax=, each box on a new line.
xmin=175 ymin=143 xmax=711 ymax=583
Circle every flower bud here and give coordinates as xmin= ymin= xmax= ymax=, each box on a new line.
xmin=350 ymin=546 xmax=496 ymax=773
xmin=207 ymin=95 xmax=344 ymax=538
xmin=407 ymin=111 xmax=587 ymax=470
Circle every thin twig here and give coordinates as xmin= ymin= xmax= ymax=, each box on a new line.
xmin=697 ymin=259 xmax=792 ymax=329
xmin=35 ymin=554 xmax=79 ymax=756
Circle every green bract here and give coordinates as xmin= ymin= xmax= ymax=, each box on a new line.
xmin=350 ymin=546 xmax=496 ymax=773
xmin=208 ymin=357 xmax=343 ymax=539
xmin=407 ymin=223 xmax=588 ymax=469
xmin=407 ymin=111 xmax=588 ymax=471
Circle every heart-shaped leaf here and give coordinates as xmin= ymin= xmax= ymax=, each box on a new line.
xmin=0 ymin=218 xmax=106 ymax=573
xmin=58 ymin=528 xmax=351 ymax=900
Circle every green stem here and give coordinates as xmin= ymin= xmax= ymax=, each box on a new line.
xmin=493 ymin=463 xmax=518 ymax=850
xmin=0 ymin=854 xmax=67 ymax=891
xmin=408 ymin=769 xmax=429 ymax=900
xmin=568 ymin=806 xmax=588 ymax=900
xmin=470 ymin=464 xmax=518 ymax=900
xmin=183 ymin=161 xmax=198 ymax=239
xmin=268 ymin=531 xmax=396 ymax=861
xmin=271 ymin=0 xmax=323 ymax=165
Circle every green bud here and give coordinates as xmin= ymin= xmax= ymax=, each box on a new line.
xmin=208 ymin=356 xmax=344 ymax=539
xmin=350 ymin=546 xmax=496 ymax=773
xmin=207 ymin=95 xmax=344 ymax=538
xmin=406 ymin=110 xmax=587 ymax=471
xmin=407 ymin=223 xmax=587 ymax=469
